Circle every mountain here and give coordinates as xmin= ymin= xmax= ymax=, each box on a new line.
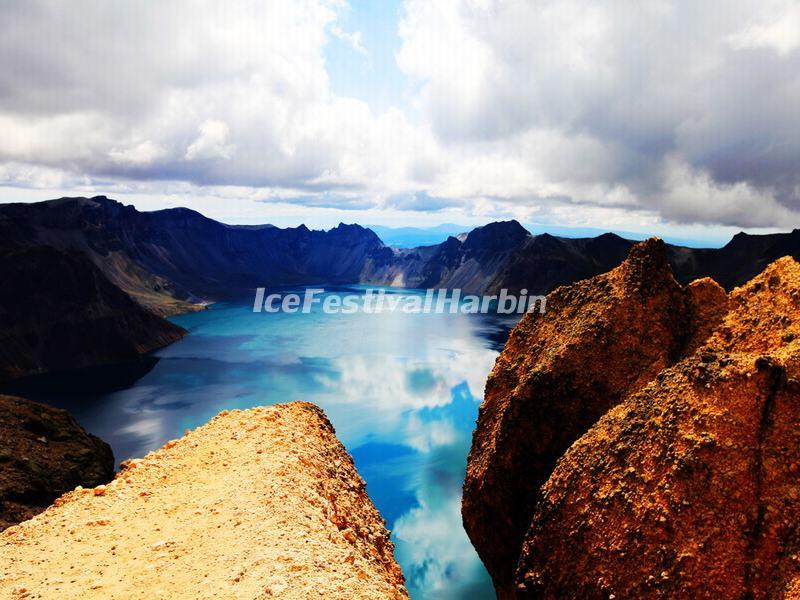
xmin=3 ymin=196 xmax=799 ymax=317
xmin=668 ymin=229 xmax=800 ymax=290
xmin=462 ymin=239 xmax=712 ymax=595
xmin=483 ymin=231 xmax=635 ymax=295
xmin=0 ymin=196 xmax=386 ymax=315
xmin=363 ymin=220 xmax=532 ymax=291
xmin=0 ymin=243 xmax=186 ymax=382
xmin=463 ymin=241 xmax=800 ymax=598
xmin=0 ymin=402 xmax=408 ymax=599
xmin=369 ymin=225 xmax=800 ymax=297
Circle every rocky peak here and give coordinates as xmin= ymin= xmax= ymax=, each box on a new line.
xmin=616 ymin=237 xmax=675 ymax=289
xmin=461 ymin=220 xmax=530 ymax=252
xmin=464 ymin=246 xmax=800 ymax=598
xmin=518 ymin=353 xmax=800 ymax=598
xmin=705 ymin=255 xmax=800 ymax=370
xmin=0 ymin=403 xmax=408 ymax=599
xmin=326 ymin=222 xmax=384 ymax=246
xmin=462 ymin=238 xmax=698 ymax=596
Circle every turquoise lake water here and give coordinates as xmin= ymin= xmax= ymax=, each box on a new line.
xmin=9 ymin=285 xmax=518 ymax=599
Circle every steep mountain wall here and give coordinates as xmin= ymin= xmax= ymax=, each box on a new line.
xmin=518 ymin=257 xmax=800 ymax=598
xmin=0 ymin=197 xmax=387 ymax=315
xmin=462 ymin=238 xmax=717 ymax=595
xmin=0 ymin=244 xmax=185 ymax=382
xmin=3 ymin=197 xmax=799 ymax=317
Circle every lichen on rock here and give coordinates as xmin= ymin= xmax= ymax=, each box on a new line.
xmin=0 ymin=394 xmax=114 ymax=531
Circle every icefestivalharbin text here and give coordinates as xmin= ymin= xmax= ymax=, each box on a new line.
xmin=253 ymin=288 xmax=546 ymax=315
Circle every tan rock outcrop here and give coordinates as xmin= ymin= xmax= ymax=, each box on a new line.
xmin=704 ymin=256 xmax=800 ymax=371
xmin=462 ymin=238 xmax=724 ymax=595
xmin=0 ymin=402 xmax=408 ymax=599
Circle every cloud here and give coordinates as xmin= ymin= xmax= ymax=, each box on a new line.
xmin=728 ymin=2 xmax=800 ymax=56
xmin=329 ymin=24 xmax=367 ymax=55
xmin=185 ymin=120 xmax=235 ymax=161
xmin=0 ymin=0 xmax=797 ymax=229
xmin=397 ymin=0 xmax=800 ymax=227
xmin=111 ymin=140 xmax=167 ymax=166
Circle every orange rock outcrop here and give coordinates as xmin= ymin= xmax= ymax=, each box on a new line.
xmin=464 ymin=239 xmax=800 ymax=599
xmin=462 ymin=239 xmax=725 ymax=595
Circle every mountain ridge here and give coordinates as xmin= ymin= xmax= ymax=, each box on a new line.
xmin=2 ymin=196 xmax=799 ymax=318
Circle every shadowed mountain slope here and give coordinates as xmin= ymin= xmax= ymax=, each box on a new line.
xmin=2 ymin=197 xmax=798 ymax=316
xmin=0 ymin=243 xmax=185 ymax=382
xmin=0 ymin=197 xmax=386 ymax=315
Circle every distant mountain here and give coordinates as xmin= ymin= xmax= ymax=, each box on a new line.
xmin=373 ymin=224 xmax=800 ymax=296
xmin=523 ymin=224 xmax=724 ymax=249
xmin=364 ymin=221 xmax=531 ymax=291
xmin=484 ymin=231 xmax=635 ymax=295
xmin=668 ymin=230 xmax=800 ymax=290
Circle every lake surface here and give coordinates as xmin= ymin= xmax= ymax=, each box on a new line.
xmin=7 ymin=285 xmax=517 ymax=599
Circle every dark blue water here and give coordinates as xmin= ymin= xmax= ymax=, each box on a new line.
xmin=7 ymin=285 xmax=516 ymax=599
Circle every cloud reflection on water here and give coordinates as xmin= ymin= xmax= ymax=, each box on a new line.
xmin=8 ymin=289 xmax=512 ymax=599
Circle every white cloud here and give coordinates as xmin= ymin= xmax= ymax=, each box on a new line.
xmin=329 ymin=24 xmax=367 ymax=55
xmin=396 ymin=0 xmax=800 ymax=228
xmin=728 ymin=1 xmax=800 ymax=56
xmin=111 ymin=140 xmax=167 ymax=166
xmin=185 ymin=120 xmax=235 ymax=161
xmin=0 ymin=0 xmax=798 ymax=230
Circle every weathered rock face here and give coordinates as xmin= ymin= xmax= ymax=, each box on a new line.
xmin=462 ymin=238 xmax=718 ymax=595
xmin=705 ymin=256 xmax=800 ymax=371
xmin=518 ymin=354 xmax=799 ymax=598
xmin=0 ymin=402 xmax=408 ymax=599
xmin=0 ymin=394 xmax=114 ymax=531
xmin=514 ymin=256 xmax=800 ymax=600
xmin=465 ymin=239 xmax=800 ymax=598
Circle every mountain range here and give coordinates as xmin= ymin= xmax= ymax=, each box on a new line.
xmin=1 ymin=195 xmax=799 ymax=380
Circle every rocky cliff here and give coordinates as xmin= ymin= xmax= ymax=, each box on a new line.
xmin=463 ymin=239 xmax=800 ymax=598
xmin=518 ymin=257 xmax=800 ymax=598
xmin=0 ymin=402 xmax=408 ymax=599
xmin=0 ymin=244 xmax=186 ymax=382
xmin=362 ymin=220 xmax=533 ymax=291
xmin=0 ymin=394 xmax=114 ymax=531
xmin=0 ymin=197 xmax=387 ymax=315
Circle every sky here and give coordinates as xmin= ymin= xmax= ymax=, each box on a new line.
xmin=0 ymin=0 xmax=798 ymax=243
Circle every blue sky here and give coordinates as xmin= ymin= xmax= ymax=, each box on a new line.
xmin=325 ymin=0 xmax=411 ymax=115
xmin=0 ymin=0 xmax=798 ymax=244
